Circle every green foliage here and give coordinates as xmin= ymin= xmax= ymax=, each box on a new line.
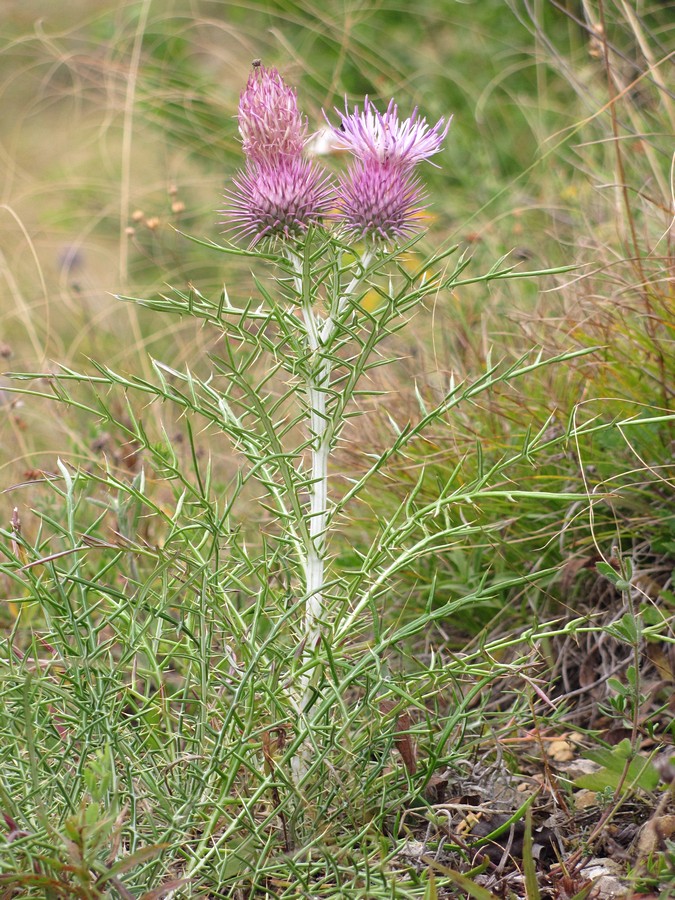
xmin=574 ymin=739 xmax=661 ymax=794
xmin=0 ymin=0 xmax=673 ymax=897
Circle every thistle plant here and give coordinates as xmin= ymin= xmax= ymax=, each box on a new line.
xmin=1 ymin=62 xmax=595 ymax=894
xmin=221 ymin=65 xmax=451 ymax=732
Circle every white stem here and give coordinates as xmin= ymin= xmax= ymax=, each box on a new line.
xmin=320 ymin=249 xmax=373 ymax=346
xmin=287 ymin=247 xmax=374 ymax=783
xmin=303 ymin=358 xmax=330 ymax=654
xmin=296 ymin=246 xmax=374 ymax=687
xmin=290 ymin=280 xmax=330 ymax=785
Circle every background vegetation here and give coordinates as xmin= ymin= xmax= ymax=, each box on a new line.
xmin=0 ymin=1 xmax=673 ymax=897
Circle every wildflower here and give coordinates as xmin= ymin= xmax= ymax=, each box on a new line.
xmin=326 ymin=97 xmax=448 ymax=242
xmin=336 ymin=158 xmax=425 ymax=242
xmin=224 ymin=63 xmax=334 ymax=244
xmin=238 ymin=64 xmax=306 ymax=163
xmin=223 ymin=156 xmax=334 ymax=245
xmin=329 ymin=97 xmax=448 ymax=170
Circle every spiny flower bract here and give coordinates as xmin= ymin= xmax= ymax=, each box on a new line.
xmin=237 ymin=64 xmax=306 ymax=163
xmin=336 ymin=158 xmax=426 ymax=242
xmin=223 ymin=156 xmax=334 ymax=245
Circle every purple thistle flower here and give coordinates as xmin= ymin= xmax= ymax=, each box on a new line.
xmin=238 ymin=64 xmax=306 ymax=163
xmin=224 ymin=63 xmax=335 ymax=245
xmin=324 ymin=96 xmax=449 ymax=243
xmin=329 ymin=97 xmax=449 ymax=171
xmin=223 ymin=156 xmax=334 ymax=246
xmin=336 ymin=158 xmax=427 ymax=243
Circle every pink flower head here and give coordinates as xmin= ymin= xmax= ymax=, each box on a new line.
xmin=224 ymin=63 xmax=335 ymax=245
xmin=324 ymin=96 xmax=449 ymax=242
xmin=336 ymin=158 xmax=426 ymax=243
xmin=238 ymin=64 xmax=306 ymax=163
xmin=222 ymin=156 xmax=334 ymax=246
xmin=329 ymin=97 xmax=449 ymax=170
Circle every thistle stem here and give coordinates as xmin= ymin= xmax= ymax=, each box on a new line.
xmin=299 ymin=315 xmax=330 ymax=714
xmin=296 ymin=248 xmax=373 ymax=675
xmin=286 ymin=247 xmax=374 ymax=779
xmin=305 ymin=368 xmax=329 ymax=634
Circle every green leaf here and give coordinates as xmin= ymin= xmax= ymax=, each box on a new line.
xmin=98 ymin=843 xmax=170 ymax=881
xmin=605 ymin=612 xmax=641 ymax=643
xmin=523 ymin=808 xmax=541 ymax=900
xmin=422 ymin=858 xmax=500 ymax=900
xmin=575 ymin=742 xmax=660 ymax=793
xmin=595 ymin=561 xmax=630 ymax=592
xmin=424 ymin=869 xmax=438 ymax=900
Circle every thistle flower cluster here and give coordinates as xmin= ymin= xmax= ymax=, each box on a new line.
xmin=329 ymin=99 xmax=449 ymax=242
xmin=223 ymin=64 xmax=449 ymax=246
xmin=224 ymin=64 xmax=333 ymax=245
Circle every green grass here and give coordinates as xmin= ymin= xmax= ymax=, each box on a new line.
xmin=1 ymin=1 xmax=673 ymax=897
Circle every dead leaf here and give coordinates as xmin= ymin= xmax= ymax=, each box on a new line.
xmin=380 ymin=701 xmax=417 ymax=775
xmin=634 ymin=815 xmax=675 ymax=861
xmin=574 ymin=789 xmax=599 ymax=811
